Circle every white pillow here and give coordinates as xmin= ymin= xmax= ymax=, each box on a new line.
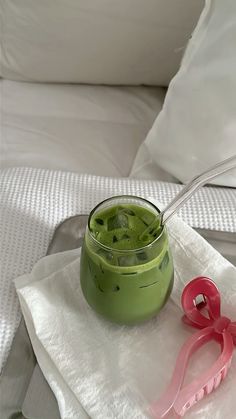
xmin=0 ymin=80 xmax=165 ymax=177
xmin=131 ymin=0 xmax=236 ymax=187
xmin=0 ymin=0 xmax=203 ymax=85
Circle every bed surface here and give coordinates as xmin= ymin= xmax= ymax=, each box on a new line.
xmin=1 ymin=167 xmax=235 ymax=372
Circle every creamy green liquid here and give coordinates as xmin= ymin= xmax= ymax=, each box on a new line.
xmin=89 ymin=204 xmax=162 ymax=250
xmin=80 ymin=204 xmax=174 ymax=324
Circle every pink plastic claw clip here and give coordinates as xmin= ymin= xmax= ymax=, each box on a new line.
xmin=150 ymin=276 xmax=236 ymax=418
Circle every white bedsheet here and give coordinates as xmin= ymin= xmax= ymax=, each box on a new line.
xmin=0 ymin=80 xmax=165 ymax=177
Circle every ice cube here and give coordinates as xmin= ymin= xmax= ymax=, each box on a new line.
xmin=97 ymin=248 xmax=114 ymax=263
xmin=118 ymin=254 xmax=137 ymax=266
xmin=107 ymin=213 xmax=129 ymax=231
xmin=137 ymin=252 xmax=148 ymax=262
xmin=141 ymin=212 xmax=155 ymax=227
xmin=122 ymin=208 xmax=135 ymax=216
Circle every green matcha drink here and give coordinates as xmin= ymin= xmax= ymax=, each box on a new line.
xmin=80 ymin=196 xmax=174 ymax=324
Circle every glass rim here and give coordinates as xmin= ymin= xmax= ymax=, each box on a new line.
xmin=87 ymin=195 xmax=165 ymax=253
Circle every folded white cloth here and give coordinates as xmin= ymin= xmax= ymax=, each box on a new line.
xmin=15 ymin=203 xmax=236 ymax=419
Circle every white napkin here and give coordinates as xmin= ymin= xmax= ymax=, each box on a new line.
xmin=15 ymin=204 xmax=236 ymax=419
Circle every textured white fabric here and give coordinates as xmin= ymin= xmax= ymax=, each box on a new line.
xmin=15 ymin=206 xmax=236 ymax=419
xmin=0 ymin=80 xmax=165 ymax=177
xmin=0 ymin=0 xmax=203 ymax=85
xmin=131 ymin=0 xmax=236 ymax=187
xmin=1 ymin=167 xmax=235 ymax=372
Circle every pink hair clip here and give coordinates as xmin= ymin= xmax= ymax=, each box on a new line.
xmin=150 ymin=276 xmax=236 ymax=418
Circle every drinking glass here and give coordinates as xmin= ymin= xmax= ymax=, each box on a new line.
xmin=80 ymin=196 xmax=174 ymax=324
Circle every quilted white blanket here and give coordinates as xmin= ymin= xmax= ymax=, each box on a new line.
xmin=1 ymin=167 xmax=236 ymax=371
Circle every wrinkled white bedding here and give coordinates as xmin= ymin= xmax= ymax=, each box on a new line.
xmin=0 ymin=80 xmax=165 ymax=177
xmin=1 ymin=167 xmax=235 ymax=372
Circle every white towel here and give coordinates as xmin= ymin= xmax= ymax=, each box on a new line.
xmin=15 ymin=204 xmax=236 ymax=419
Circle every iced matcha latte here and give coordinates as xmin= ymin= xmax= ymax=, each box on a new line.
xmin=80 ymin=196 xmax=174 ymax=324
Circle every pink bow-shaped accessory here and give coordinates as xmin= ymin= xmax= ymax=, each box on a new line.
xmin=150 ymin=276 xmax=236 ymax=418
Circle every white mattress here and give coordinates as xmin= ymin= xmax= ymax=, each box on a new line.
xmin=0 ymin=80 xmax=165 ymax=177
